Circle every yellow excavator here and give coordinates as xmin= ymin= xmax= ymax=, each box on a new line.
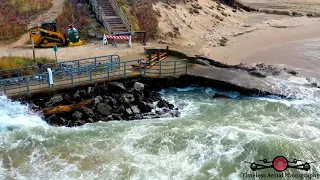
xmin=29 ymin=22 xmax=83 ymax=48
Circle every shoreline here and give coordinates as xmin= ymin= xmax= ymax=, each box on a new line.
xmin=198 ymin=17 xmax=320 ymax=65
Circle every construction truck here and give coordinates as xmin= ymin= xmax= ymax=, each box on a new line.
xmin=29 ymin=22 xmax=83 ymax=48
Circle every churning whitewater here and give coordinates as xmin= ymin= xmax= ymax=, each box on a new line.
xmin=1 ymin=86 xmax=320 ymax=179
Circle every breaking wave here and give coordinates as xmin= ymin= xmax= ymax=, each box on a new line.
xmin=1 ymin=84 xmax=320 ymax=179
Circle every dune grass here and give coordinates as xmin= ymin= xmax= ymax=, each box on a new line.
xmin=0 ymin=56 xmax=54 ymax=70
xmin=0 ymin=0 xmax=53 ymax=41
xmin=55 ymin=0 xmax=90 ymax=38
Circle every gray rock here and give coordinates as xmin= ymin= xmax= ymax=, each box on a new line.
xmin=235 ymin=63 xmax=255 ymax=71
xmin=196 ymin=59 xmax=211 ymax=66
xmin=116 ymin=105 xmax=126 ymax=113
xmin=89 ymin=14 xmax=96 ymax=18
xmin=284 ymin=68 xmax=298 ymax=75
xmin=306 ymin=77 xmax=319 ymax=87
xmin=125 ymin=108 xmax=134 ymax=115
xmin=74 ymin=92 xmax=80 ymax=100
xmin=108 ymin=82 xmax=126 ymax=92
xmin=97 ymin=103 xmax=112 ymax=115
xmin=138 ymin=101 xmax=153 ymax=113
xmin=112 ymin=114 xmax=123 ymax=120
xmin=103 ymin=98 xmax=110 ymax=104
xmin=78 ymin=90 xmax=86 ymax=97
xmin=47 ymin=114 xmax=57 ymax=122
xmin=96 ymin=33 xmax=104 ymax=40
xmin=45 ymin=94 xmax=63 ymax=107
xmin=131 ymin=105 xmax=140 ymax=114
xmin=170 ymin=110 xmax=181 ymax=117
xmin=82 ymin=107 xmax=95 ymax=117
xmin=64 ymin=94 xmax=73 ymax=103
xmin=89 ymin=22 xmax=102 ymax=29
xmin=134 ymin=114 xmax=143 ymax=119
xmin=58 ymin=117 xmax=68 ymax=124
xmin=72 ymin=111 xmax=83 ymax=120
xmin=88 ymin=29 xmax=96 ymax=38
xmin=249 ymin=70 xmax=267 ymax=78
xmin=133 ymin=92 xmax=144 ymax=102
xmin=157 ymin=99 xmax=170 ymax=108
xmin=86 ymin=118 xmax=94 ymax=123
xmin=102 ymin=116 xmax=114 ymax=121
xmin=28 ymin=103 xmax=40 ymax=110
xmin=108 ymin=96 xmax=117 ymax=106
xmin=76 ymin=3 xmax=83 ymax=9
xmin=94 ymin=96 xmax=103 ymax=104
xmin=87 ymin=87 xmax=93 ymax=94
xmin=121 ymin=93 xmax=135 ymax=104
xmin=134 ymin=82 xmax=145 ymax=92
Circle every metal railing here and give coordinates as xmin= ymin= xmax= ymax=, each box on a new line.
xmin=109 ymin=0 xmax=131 ymax=32
xmin=100 ymin=7 xmax=112 ymax=33
xmin=0 ymin=59 xmax=188 ymax=96
xmin=40 ymin=54 xmax=120 ymax=72
xmin=0 ymin=66 xmax=40 ymax=79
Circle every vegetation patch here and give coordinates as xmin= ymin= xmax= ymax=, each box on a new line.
xmin=55 ymin=0 xmax=90 ymax=39
xmin=0 ymin=56 xmax=54 ymax=70
xmin=0 ymin=0 xmax=53 ymax=41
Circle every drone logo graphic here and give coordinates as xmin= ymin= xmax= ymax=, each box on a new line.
xmin=245 ymin=156 xmax=316 ymax=172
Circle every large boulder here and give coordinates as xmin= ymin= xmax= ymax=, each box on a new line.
xmin=82 ymin=107 xmax=95 ymax=118
xmin=134 ymin=82 xmax=145 ymax=92
xmin=94 ymin=95 xmax=103 ymax=104
xmin=133 ymin=92 xmax=144 ymax=102
xmin=116 ymin=105 xmax=126 ymax=113
xmin=72 ymin=111 xmax=83 ymax=120
xmin=157 ymin=99 xmax=170 ymax=108
xmin=125 ymin=108 xmax=134 ymax=115
xmin=120 ymin=93 xmax=135 ymax=104
xmin=108 ymin=82 xmax=126 ymax=92
xmin=46 ymin=114 xmax=57 ymax=123
xmin=138 ymin=101 xmax=153 ymax=113
xmin=97 ymin=103 xmax=112 ymax=115
xmin=45 ymin=94 xmax=63 ymax=107
xmin=131 ymin=105 xmax=140 ymax=114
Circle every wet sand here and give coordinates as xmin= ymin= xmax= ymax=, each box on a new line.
xmin=205 ymin=18 xmax=320 ymax=65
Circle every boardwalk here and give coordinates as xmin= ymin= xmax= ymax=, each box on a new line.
xmin=0 ymin=59 xmax=188 ymax=98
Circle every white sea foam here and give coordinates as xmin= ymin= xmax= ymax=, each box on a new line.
xmin=0 ymin=95 xmax=47 ymax=131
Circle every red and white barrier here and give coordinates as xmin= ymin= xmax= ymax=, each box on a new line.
xmin=105 ymin=35 xmax=130 ymax=40
xmin=103 ymin=34 xmax=132 ymax=48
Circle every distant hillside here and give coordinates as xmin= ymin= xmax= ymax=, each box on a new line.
xmin=0 ymin=0 xmax=53 ymax=42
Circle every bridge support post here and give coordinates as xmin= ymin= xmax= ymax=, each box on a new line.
xmin=159 ymin=61 xmax=162 ymax=76
xmin=26 ymin=77 xmax=30 ymax=95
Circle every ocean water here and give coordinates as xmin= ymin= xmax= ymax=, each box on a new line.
xmin=1 ymin=85 xmax=320 ymax=179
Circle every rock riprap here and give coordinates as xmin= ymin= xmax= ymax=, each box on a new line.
xmin=28 ymin=81 xmax=179 ymax=127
